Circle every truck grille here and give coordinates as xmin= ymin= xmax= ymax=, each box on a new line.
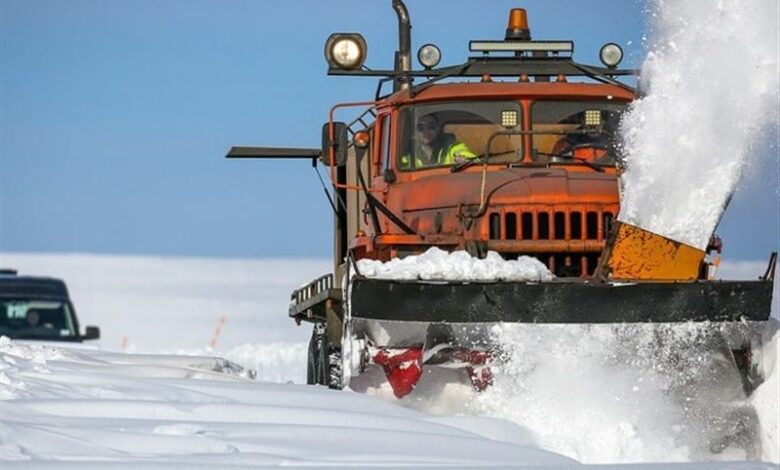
xmin=487 ymin=209 xmax=616 ymax=277
xmin=489 ymin=209 xmax=614 ymax=241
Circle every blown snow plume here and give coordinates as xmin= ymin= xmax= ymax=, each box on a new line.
xmin=618 ymin=0 xmax=779 ymax=249
xmin=473 ymin=323 xmax=774 ymax=463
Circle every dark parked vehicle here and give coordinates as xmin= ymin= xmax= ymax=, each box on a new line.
xmin=0 ymin=269 xmax=100 ymax=342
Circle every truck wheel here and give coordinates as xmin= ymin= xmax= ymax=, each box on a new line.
xmin=306 ymin=327 xmax=317 ymax=385
xmin=327 ymin=348 xmax=342 ymax=389
xmin=307 ymin=323 xmax=327 ymax=385
xmin=306 ymin=322 xmax=343 ymax=388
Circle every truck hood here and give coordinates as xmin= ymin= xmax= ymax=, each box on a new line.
xmin=390 ymin=167 xmax=619 ymax=212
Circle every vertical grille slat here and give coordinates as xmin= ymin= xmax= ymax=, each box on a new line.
xmin=489 ymin=213 xmax=501 ymax=240
xmin=522 ymin=212 xmax=534 ymax=240
xmin=505 ymin=213 xmax=517 ymax=240
xmin=586 ymin=211 xmax=598 ymax=240
xmin=570 ymin=212 xmax=582 ymax=239
xmin=538 ymin=212 xmax=550 ymax=240
xmin=554 ymin=212 xmax=566 ymax=240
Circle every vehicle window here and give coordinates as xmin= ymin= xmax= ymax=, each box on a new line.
xmin=397 ymin=101 xmax=523 ymax=171
xmin=0 ymin=299 xmax=77 ymax=339
xmin=380 ymin=115 xmax=392 ymax=170
xmin=531 ymin=100 xmax=626 ymax=165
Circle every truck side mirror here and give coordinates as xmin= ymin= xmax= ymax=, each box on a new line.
xmin=83 ymin=325 xmax=100 ymax=340
xmin=321 ymin=121 xmax=349 ymax=167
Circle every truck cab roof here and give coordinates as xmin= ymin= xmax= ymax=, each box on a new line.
xmin=381 ymin=81 xmax=635 ymax=107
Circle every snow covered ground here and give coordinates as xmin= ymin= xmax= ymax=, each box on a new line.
xmin=1 ymin=252 xmax=778 ymax=468
xmin=1 ymin=338 xmax=577 ymax=468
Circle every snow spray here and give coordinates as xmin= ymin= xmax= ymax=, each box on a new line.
xmin=617 ymin=0 xmax=779 ymax=250
xmin=473 ymin=323 xmax=759 ymax=463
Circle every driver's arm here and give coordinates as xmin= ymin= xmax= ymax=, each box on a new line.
xmin=442 ymin=141 xmax=477 ymax=165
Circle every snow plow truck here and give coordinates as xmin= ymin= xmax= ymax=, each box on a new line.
xmin=227 ymin=1 xmax=775 ymax=399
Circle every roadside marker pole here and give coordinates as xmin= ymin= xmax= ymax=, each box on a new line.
xmin=209 ymin=316 xmax=228 ymax=349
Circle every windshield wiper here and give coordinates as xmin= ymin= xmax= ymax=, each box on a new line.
xmin=535 ymin=152 xmax=605 ymax=173
xmin=450 ymin=150 xmax=516 ymax=173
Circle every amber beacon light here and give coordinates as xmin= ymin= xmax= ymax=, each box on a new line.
xmin=505 ymin=8 xmax=530 ymax=40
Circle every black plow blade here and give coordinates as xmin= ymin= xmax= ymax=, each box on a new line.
xmin=349 ymin=277 xmax=774 ymax=323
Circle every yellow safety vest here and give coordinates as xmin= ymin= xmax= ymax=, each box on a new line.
xmin=401 ymin=140 xmax=477 ymax=169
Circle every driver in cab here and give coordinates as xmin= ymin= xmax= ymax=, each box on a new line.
xmin=549 ymin=110 xmax=617 ymax=163
xmin=402 ymin=113 xmax=476 ymax=168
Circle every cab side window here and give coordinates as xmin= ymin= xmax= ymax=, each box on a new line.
xmin=380 ymin=115 xmax=392 ymax=170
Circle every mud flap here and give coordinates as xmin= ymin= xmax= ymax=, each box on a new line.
xmin=349 ymin=277 xmax=773 ymax=324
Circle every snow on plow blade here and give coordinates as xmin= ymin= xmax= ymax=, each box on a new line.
xmin=349 ymin=277 xmax=774 ymax=324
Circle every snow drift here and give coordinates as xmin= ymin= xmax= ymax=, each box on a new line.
xmin=0 ymin=337 xmax=575 ymax=468
xmin=2 ymin=333 xmax=778 ymax=468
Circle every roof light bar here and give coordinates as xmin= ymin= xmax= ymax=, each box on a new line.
xmin=469 ymin=40 xmax=573 ymax=54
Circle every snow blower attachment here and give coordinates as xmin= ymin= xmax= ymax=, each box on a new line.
xmin=228 ymin=1 xmax=775 ymax=399
xmin=597 ymin=221 xmax=707 ymax=281
xmin=346 ymin=254 xmax=774 ymax=398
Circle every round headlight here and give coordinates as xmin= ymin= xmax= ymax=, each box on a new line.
xmin=417 ymin=43 xmax=441 ymax=69
xmin=599 ymin=43 xmax=624 ymax=69
xmin=325 ymin=33 xmax=367 ymax=70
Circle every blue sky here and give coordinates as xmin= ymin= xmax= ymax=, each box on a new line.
xmin=1 ymin=0 xmax=777 ymax=260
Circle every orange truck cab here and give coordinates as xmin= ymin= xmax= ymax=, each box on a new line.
xmin=351 ymin=81 xmax=632 ymax=279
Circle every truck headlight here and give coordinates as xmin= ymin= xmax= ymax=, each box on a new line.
xmin=325 ymin=33 xmax=367 ymax=70
xmin=417 ymin=44 xmax=441 ymax=69
xmin=599 ymin=43 xmax=623 ymax=69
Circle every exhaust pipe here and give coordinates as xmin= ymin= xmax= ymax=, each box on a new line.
xmin=392 ymin=0 xmax=412 ymax=91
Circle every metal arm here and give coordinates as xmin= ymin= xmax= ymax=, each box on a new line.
xmin=225 ymin=146 xmax=321 ymax=159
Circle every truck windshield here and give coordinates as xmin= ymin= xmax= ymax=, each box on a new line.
xmin=398 ymin=101 xmax=523 ymax=170
xmin=531 ymin=100 xmax=626 ymax=166
xmin=0 ymin=299 xmax=78 ymax=340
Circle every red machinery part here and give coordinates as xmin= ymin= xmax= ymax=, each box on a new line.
xmin=372 ymin=346 xmax=495 ymax=398
xmin=372 ymin=347 xmax=423 ymax=398
xmin=467 ymin=365 xmax=494 ymax=392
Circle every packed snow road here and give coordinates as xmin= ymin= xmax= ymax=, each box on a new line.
xmin=0 ymin=338 xmax=576 ymax=468
xmin=1 ymin=337 xmax=777 ymax=469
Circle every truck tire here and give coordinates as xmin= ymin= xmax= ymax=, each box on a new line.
xmin=307 ymin=322 xmax=343 ymax=388
xmin=307 ymin=323 xmax=328 ymax=385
